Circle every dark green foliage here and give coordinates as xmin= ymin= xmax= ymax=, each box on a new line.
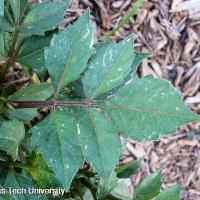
xmin=115 ymin=159 xmax=141 ymax=179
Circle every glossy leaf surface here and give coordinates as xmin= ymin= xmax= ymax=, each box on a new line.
xmin=105 ymin=76 xmax=200 ymax=141
xmin=31 ymin=110 xmax=84 ymax=189
xmin=45 ymin=10 xmax=94 ymax=96
xmin=0 ymin=119 xmax=24 ymax=160
xmin=133 ymin=171 xmax=162 ymax=200
xmin=82 ymin=36 xmax=134 ymax=99
xmin=20 ymin=1 xmax=71 ymax=35
xmin=76 ymin=108 xmax=121 ymax=182
xmin=156 ymin=185 xmax=181 ymax=200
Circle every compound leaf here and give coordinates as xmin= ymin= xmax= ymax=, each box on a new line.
xmin=20 ymin=1 xmax=71 ymax=35
xmin=0 ymin=119 xmax=24 ymax=160
xmin=82 ymin=36 xmax=134 ymax=99
xmin=16 ymin=35 xmax=52 ymax=71
xmin=76 ymin=108 xmax=121 ymax=182
xmin=156 ymin=185 xmax=181 ymax=200
xmin=31 ymin=110 xmax=84 ymax=190
xmin=45 ymin=10 xmax=94 ymax=97
xmin=4 ymin=171 xmax=47 ymax=200
xmin=105 ymin=76 xmax=200 ymax=141
xmin=8 ymin=83 xmax=54 ymax=101
xmin=133 ymin=171 xmax=162 ymax=200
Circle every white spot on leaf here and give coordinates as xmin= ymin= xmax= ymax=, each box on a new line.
xmin=77 ymin=124 xmax=81 ymax=135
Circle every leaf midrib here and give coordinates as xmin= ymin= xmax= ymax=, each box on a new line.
xmin=17 ymin=48 xmax=44 ymax=60
xmin=22 ymin=2 xmax=67 ymax=29
xmin=0 ymin=136 xmax=19 ymax=144
xmin=9 ymin=83 xmax=50 ymax=101
xmin=52 ymin=109 xmax=67 ymax=186
xmin=88 ymin=109 xmax=108 ymax=180
xmin=55 ymin=15 xmax=87 ymax=97
xmin=90 ymin=40 xmax=133 ymax=99
xmin=98 ymin=104 xmax=199 ymax=121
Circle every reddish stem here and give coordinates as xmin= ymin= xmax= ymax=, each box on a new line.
xmin=9 ymin=100 xmax=100 ymax=109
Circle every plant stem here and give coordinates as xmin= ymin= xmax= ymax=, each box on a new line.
xmin=9 ymin=100 xmax=85 ymax=109
xmin=9 ymin=100 xmax=102 ymax=109
xmin=104 ymin=0 xmax=144 ymax=40
xmin=0 ymin=29 xmax=19 ymax=81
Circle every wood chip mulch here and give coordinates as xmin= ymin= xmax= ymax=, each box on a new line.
xmin=67 ymin=1 xmax=200 ymax=199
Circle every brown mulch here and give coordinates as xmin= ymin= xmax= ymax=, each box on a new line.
xmin=67 ymin=1 xmax=200 ymax=199
xmin=7 ymin=0 xmax=200 ymax=199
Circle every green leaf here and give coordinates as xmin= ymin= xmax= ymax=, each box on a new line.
xmin=4 ymin=5 xmax=14 ymax=24
xmin=0 ymin=0 xmax=4 ymax=17
xmin=3 ymin=32 xmax=11 ymax=54
xmin=70 ymin=51 xmax=148 ymax=100
xmin=0 ymin=151 xmax=9 ymax=162
xmin=7 ymin=0 xmax=29 ymax=24
xmin=93 ymin=51 xmax=149 ymax=100
xmin=31 ymin=110 xmax=84 ymax=190
xmin=0 ymin=16 xmax=14 ymax=32
xmin=8 ymin=83 xmax=54 ymax=101
xmin=130 ymin=52 xmax=149 ymax=72
xmin=25 ymin=151 xmax=62 ymax=188
xmin=20 ymin=1 xmax=71 ymax=35
xmin=115 ymin=159 xmax=140 ymax=179
xmin=0 ymin=187 xmax=16 ymax=200
xmin=133 ymin=171 xmax=162 ymax=200
xmin=82 ymin=36 xmax=134 ymax=99
xmin=156 ymin=185 xmax=181 ymax=200
xmin=0 ymin=31 xmax=5 ymax=60
xmin=83 ymin=189 xmax=94 ymax=200
xmin=16 ymin=35 xmax=52 ymax=70
xmin=124 ymin=51 xmax=149 ymax=82
xmin=111 ymin=179 xmax=133 ymax=200
xmin=45 ymin=10 xmax=94 ymax=97
xmin=76 ymin=108 xmax=121 ymax=182
xmin=4 ymin=171 xmax=47 ymax=200
xmin=5 ymin=108 xmax=38 ymax=122
xmin=97 ymin=171 xmax=117 ymax=199
xmin=0 ymin=119 xmax=25 ymax=160
xmin=105 ymin=76 xmax=200 ymax=141
xmin=8 ymin=84 xmax=53 ymax=122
